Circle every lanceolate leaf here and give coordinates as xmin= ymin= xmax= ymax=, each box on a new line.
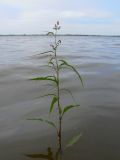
xmin=48 ymin=57 xmax=56 ymax=68
xmin=49 ymin=56 xmax=55 ymax=63
xmin=34 ymin=50 xmax=54 ymax=57
xmin=44 ymin=120 xmax=56 ymax=128
xmin=59 ymin=105 xmax=62 ymax=115
xmin=38 ymin=50 xmax=54 ymax=55
xmin=70 ymin=65 xmax=83 ymax=87
xmin=41 ymin=93 xmax=57 ymax=98
xmin=66 ymin=133 xmax=82 ymax=148
xmin=60 ymin=88 xmax=76 ymax=104
xmin=48 ymin=61 xmax=55 ymax=67
xmin=27 ymin=118 xmax=43 ymax=121
xmin=27 ymin=118 xmax=56 ymax=129
xmin=46 ymin=32 xmax=54 ymax=36
xmin=59 ymin=60 xmax=84 ymax=87
xmin=30 ymin=76 xmax=58 ymax=85
xmin=50 ymin=96 xmax=58 ymax=113
xmin=62 ymin=105 xmax=80 ymax=117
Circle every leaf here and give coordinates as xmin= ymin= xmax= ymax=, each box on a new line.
xmin=25 ymin=147 xmax=53 ymax=159
xmin=60 ymin=88 xmax=76 ymax=104
xmin=50 ymin=96 xmax=58 ymax=113
xmin=37 ymin=50 xmax=54 ymax=55
xmin=44 ymin=120 xmax=56 ymax=128
xmin=25 ymin=154 xmax=49 ymax=159
xmin=59 ymin=60 xmax=84 ymax=87
xmin=27 ymin=118 xmax=56 ymax=129
xmin=70 ymin=65 xmax=83 ymax=87
xmin=41 ymin=93 xmax=57 ymax=98
xmin=27 ymin=118 xmax=43 ymax=121
xmin=30 ymin=76 xmax=58 ymax=85
xmin=50 ymin=44 xmax=56 ymax=50
xmin=48 ymin=57 xmax=55 ymax=67
xmin=48 ymin=61 xmax=55 ymax=66
xmin=59 ymin=105 xmax=62 ymax=114
xmin=49 ymin=56 xmax=55 ymax=63
xmin=62 ymin=105 xmax=80 ymax=117
xmin=66 ymin=133 xmax=82 ymax=148
xmin=46 ymin=32 xmax=54 ymax=36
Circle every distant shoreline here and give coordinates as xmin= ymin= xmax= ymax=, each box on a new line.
xmin=0 ymin=34 xmax=120 ymax=37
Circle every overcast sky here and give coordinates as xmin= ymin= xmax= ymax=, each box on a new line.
xmin=0 ymin=0 xmax=120 ymax=35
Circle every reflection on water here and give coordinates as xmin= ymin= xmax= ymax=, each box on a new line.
xmin=26 ymin=147 xmax=62 ymax=160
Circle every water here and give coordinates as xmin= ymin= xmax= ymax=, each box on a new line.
xmin=0 ymin=36 xmax=120 ymax=65
xmin=0 ymin=36 xmax=120 ymax=160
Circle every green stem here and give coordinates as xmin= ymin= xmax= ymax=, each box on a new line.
xmin=54 ymin=30 xmax=62 ymax=151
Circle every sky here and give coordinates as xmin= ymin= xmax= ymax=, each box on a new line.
xmin=0 ymin=0 xmax=120 ymax=35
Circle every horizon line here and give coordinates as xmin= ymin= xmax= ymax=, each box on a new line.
xmin=0 ymin=34 xmax=120 ymax=37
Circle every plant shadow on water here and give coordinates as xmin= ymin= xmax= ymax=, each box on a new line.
xmin=25 ymin=133 xmax=82 ymax=160
xmin=25 ymin=147 xmax=62 ymax=160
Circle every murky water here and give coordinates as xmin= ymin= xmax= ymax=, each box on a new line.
xmin=0 ymin=36 xmax=120 ymax=160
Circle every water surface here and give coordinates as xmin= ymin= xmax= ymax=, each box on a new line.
xmin=0 ymin=36 xmax=120 ymax=160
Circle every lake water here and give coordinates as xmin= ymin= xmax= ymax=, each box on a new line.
xmin=0 ymin=36 xmax=120 ymax=160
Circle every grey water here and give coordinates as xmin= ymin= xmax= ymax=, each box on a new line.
xmin=0 ymin=35 xmax=120 ymax=66
xmin=0 ymin=35 xmax=120 ymax=160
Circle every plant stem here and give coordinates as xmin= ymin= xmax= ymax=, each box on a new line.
xmin=54 ymin=30 xmax=62 ymax=151
xmin=58 ymin=116 xmax=62 ymax=151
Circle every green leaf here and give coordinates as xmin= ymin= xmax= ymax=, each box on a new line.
xmin=44 ymin=120 xmax=56 ymax=128
xmin=27 ymin=118 xmax=56 ymax=129
xmin=70 ymin=65 xmax=83 ymax=87
xmin=62 ymin=105 xmax=80 ymax=117
xmin=59 ymin=59 xmax=84 ymax=87
xmin=30 ymin=76 xmax=58 ymax=85
xmin=50 ymin=96 xmax=58 ymax=113
xmin=36 ymin=50 xmax=54 ymax=55
xmin=41 ymin=93 xmax=57 ymax=98
xmin=27 ymin=118 xmax=43 ymax=121
xmin=66 ymin=133 xmax=82 ymax=148
xmin=48 ymin=57 xmax=55 ymax=68
xmin=59 ymin=105 xmax=62 ymax=114
xmin=60 ymin=88 xmax=76 ymax=104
